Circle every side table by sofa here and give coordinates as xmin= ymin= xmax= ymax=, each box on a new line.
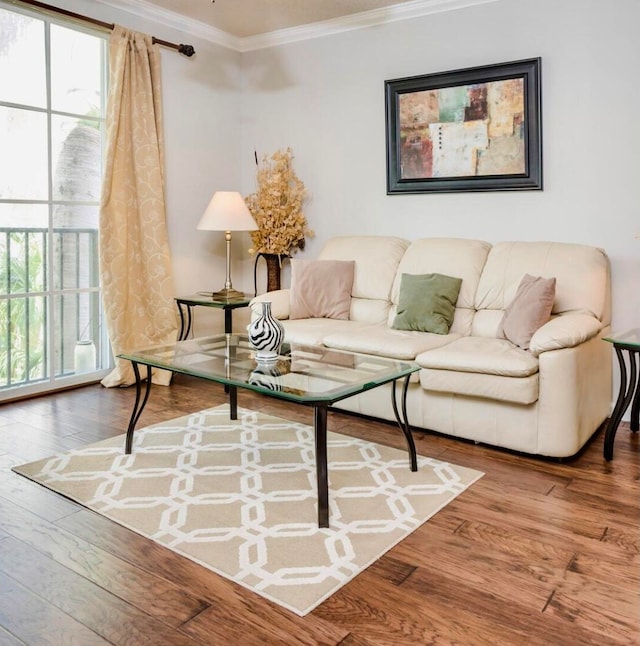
xmin=175 ymin=294 xmax=251 ymax=340
xmin=603 ymin=329 xmax=640 ymax=460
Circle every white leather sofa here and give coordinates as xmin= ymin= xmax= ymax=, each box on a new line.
xmin=251 ymin=236 xmax=612 ymax=458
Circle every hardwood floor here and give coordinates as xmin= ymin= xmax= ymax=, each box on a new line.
xmin=0 ymin=375 xmax=638 ymax=645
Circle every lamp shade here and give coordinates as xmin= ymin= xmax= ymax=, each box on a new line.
xmin=197 ymin=191 xmax=258 ymax=232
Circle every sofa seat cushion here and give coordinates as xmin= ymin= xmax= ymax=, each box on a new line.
xmin=281 ymin=318 xmax=370 ymax=347
xmin=416 ymin=336 xmax=539 ymax=376
xmin=416 ymin=336 xmax=539 ymax=405
xmin=419 ymin=367 xmax=539 ymax=405
xmin=322 ymin=323 xmax=461 ymax=361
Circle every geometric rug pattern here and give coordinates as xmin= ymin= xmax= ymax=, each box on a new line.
xmin=13 ymin=405 xmax=483 ymax=616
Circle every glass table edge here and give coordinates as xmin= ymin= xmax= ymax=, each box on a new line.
xmin=117 ymin=338 xmax=420 ymax=404
xmin=175 ymin=295 xmax=252 ymax=308
xmin=603 ymin=328 xmax=640 ymax=349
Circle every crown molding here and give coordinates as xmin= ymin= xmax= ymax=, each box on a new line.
xmin=96 ymin=0 xmax=244 ymax=51
xmin=97 ymin=0 xmax=499 ymax=53
xmin=239 ymin=0 xmax=500 ymax=52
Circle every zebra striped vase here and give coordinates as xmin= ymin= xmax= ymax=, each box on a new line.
xmin=248 ymin=301 xmax=285 ymax=361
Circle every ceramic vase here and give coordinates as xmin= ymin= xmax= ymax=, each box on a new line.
xmin=248 ymin=301 xmax=285 ymax=361
xmin=74 ymin=340 xmax=96 ymax=373
xmin=248 ymin=359 xmax=286 ymax=391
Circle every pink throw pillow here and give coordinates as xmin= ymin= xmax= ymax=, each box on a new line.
xmin=289 ymin=259 xmax=355 ymax=320
xmin=497 ymin=274 xmax=556 ymax=350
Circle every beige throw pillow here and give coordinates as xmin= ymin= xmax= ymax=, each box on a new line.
xmin=497 ymin=274 xmax=556 ymax=350
xmin=289 ymin=259 xmax=355 ymax=320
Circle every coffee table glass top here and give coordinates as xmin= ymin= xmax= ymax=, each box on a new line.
xmin=603 ymin=329 xmax=640 ymax=349
xmin=119 ymin=334 xmax=419 ymax=404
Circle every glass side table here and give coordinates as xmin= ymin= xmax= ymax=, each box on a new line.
xmin=175 ymin=294 xmax=251 ymax=340
xmin=603 ymin=329 xmax=640 ymax=460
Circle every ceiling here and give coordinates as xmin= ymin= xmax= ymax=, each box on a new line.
xmin=144 ymin=0 xmax=421 ymax=38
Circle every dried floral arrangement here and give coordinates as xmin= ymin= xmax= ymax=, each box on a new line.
xmin=246 ymin=148 xmax=313 ymax=256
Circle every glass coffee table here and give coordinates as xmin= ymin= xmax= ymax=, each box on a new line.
xmin=118 ymin=334 xmax=420 ymax=528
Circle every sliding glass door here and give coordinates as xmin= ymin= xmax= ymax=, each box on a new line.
xmin=0 ymin=3 xmax=110 ymax=400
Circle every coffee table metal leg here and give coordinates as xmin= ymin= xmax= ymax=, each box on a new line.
xmin=229 ymin=385 xmax=238 ymax=420
xmin=314 ymin=405 xmax=329 ymax=528
xmin=125 ymin=362 xmax=152 ymax=454
xmin=391 ymin=376 xmax=418 ymax=471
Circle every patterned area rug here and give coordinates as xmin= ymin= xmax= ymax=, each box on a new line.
xmin=13 ymin=405 xmax=483 ymax=616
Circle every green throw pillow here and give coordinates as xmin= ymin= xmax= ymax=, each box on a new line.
xmin=392 ymin=273 xmax=462 ymax=334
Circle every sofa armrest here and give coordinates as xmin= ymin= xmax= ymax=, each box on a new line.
xmin=249 ymin=289 xmax=291 ymax=320
xmin=529 ymin=313 xmax=602 ymax=357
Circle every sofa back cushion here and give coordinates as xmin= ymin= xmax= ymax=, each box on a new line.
xmin=318 ymin=236 xmax=410 ymax=323
xmin=473 ymin=241 xmax=611 ymax=337
xmin=389 ymin=238 xmax=492 ymax=335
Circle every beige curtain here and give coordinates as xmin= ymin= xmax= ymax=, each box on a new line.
xmin=99 ymin=26 xmax=177 ymax=387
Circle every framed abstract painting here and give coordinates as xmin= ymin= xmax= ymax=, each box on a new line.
xmin=385 ymin=58 xmax=542 ymax=194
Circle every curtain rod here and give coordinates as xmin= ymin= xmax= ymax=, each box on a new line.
xmin=13 ymin=0 xmax=196 ymax=57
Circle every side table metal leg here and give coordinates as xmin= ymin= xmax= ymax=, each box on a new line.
xmin=630 ymin=350 xmax=640 ymax=433
xmin=185 ymin=305 xmax=193 ymax=339
xmin=391 ymin=376 xmax=418 ymax=471
xmin=604 ymin=347 xmax=637 ymax=460
xmin=177 ymin=302 xmax=187 ymax=340
xmin=314 ymin=405 xmax=329 ymax=528
xmin=224 ymin=308 xmax=233 ymax=334
xmin=125 ymin=362 xmax=152 ymax=454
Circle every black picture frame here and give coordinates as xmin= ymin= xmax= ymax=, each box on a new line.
xmin=385 ymin=58 xmax=542 ymax=194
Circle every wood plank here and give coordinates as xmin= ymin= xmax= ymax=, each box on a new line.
xmin=0 ymin=571 xmax=110 ymax=645
xmin=546 ymin=578 xmax=640 ymax=645
xmin=396 ymin=566 xmax=607 ymax=646
xmin=392 ymin=523 xmax=565 ymax=609
xmin=317 ymin=565 xmax=602 ymax=646
xmin=601 ymin=525 xmax=640 ymax=554
xmin=0 ymin=496 xmax=209 ymax=628
xmin=0 ymin=422 xmax=75 ymax=463
xmin=0 ymin=468 xmax=81 ymax=523
xmin=0 ymin=626 xmax=25 ymax=646
xmin=0 ymin=536 xmax=204 ymax=645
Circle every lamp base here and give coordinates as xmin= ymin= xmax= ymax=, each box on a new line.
xmin=211 ymin=287 xmax=246 ymax=300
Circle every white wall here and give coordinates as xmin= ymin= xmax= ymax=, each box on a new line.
xmin=55 ymin=0 xmax=640 ymax=400
xmin=241 ymin=0 xmax=640 ymax=344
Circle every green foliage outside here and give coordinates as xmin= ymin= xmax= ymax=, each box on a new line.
xmin=0 ymin=231 xmax=46 ymax=387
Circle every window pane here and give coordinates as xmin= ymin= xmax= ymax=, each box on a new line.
xmin=0 ymin=204 xmax=48 ymax=300
xmin=50 ymin=24 xmax=102 ymax=116
xmin=52 ymin=115 xmax=102 ymax=202
xmin=52 ymin=227 xmax=99 ymax=291
xmin=52 ymin=203 xmax=98 ymax=230
xmin=52 ymin=204 xmax=99 ymax=291
xmin=0 ymin=294 xmax=47 ymax=386
xmin=0 ymin=202 xmax=48 ymax=229
xmin=54 ymin=291 xmax=102 ymax=376
xmin=0 ymin=229 xmax=46 ymax=295
xmin=0 ymin=8 xmax=46 ymax=108
xmin=0 ymin=106 xmax=48 ymax=199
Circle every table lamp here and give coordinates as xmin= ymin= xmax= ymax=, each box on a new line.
xmin=197 ymin=191 xmax=258 ymax=299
